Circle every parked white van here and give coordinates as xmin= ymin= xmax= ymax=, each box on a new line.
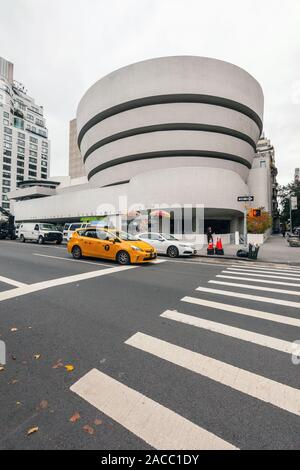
xmin=63 ymin=222 xmax=89 ymax=241
xmin=19 ymin=223 xmax=63 ymax=244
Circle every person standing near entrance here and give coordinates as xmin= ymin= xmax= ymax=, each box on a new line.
xmin=207 ymin=226 xmax=213 ymax=244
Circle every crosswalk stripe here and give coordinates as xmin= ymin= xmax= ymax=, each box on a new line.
xmin=195 ymin=287 xmax=300 ymax=309
xmin=125 ymin=333 xmax=300 ymax=416
xmin=181 ymin=296 xmax=300 ymax=327
xmin=70 ymin=368 xmax=237 ymax=450
xmin=0 ymin=275 xmax=27 ymax=288
xmin=217 ymin=274 xmax=300 ymax=288
xmin=210 ymin=280 xmax=300 ymax=297
xmin=223 ymin=270 xmax=300 ymax=282
xmin=231 ymin=264 xmax=300 ymax=273
xmin=227 ymin=267 xmax=300 ymax=278
xmin=161 ymin=310 xmax=294 ymax=354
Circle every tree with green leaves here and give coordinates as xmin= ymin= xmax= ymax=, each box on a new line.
xmin=278 ymin=181 xmax=300 ymax=229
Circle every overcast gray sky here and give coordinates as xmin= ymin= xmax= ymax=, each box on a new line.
xmin=1 ymin=0 xmax=299 ymax=184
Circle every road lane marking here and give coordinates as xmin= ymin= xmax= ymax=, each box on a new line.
xmin=231 ymin=264 xmax=300 ymax=273
xmin=195 ymin=286 xmax=300 ymax=309
xmin=70 ymin=368 xmax=236 ymax=450
xmin=33 ymin=253 xmax=112 ymax=268
xmin=161 ymin=310 xmax=294 ymax=354
xmin=210 ymin=280 xmax=300 ymax=297
xmin=181 ymin=296 xmax=300 ymax=327
xmin=226 ymin=268 xmax=300 ymax=278
xmin=217 ymin=274 xmax=300 ymax=288
xmin=0 ymin=275 xmax=27 ymax=288
xmin=223 ymin=270 xmax=300 ymax=282
xmin=125 ymin=333 xmax=300 ymax=416
xmin=0 ymin=265 xmax=136 ymax=303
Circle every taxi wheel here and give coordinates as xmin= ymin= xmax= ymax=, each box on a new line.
xmin=72 ymin=245 xmax=82 ymax=260
xmin=167 ymin=245 xmax=179 ymax=258
xmin=117 ymin=250 xmax=130 ymax=265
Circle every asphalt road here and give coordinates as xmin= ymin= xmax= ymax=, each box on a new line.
xmin=0 ymin=240 xmax=300 ymax=450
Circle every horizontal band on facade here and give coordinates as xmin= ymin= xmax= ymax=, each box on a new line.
xmin=87 ymin=150 xmax=252 ymax=180
xmin=82 ymin=123 xmax=257 ymax=163
xmin=78 ymin=93 xmax=263 ymax=147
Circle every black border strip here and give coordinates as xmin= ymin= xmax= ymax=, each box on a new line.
xmin=87 ymin=150 xmax=251 ymax=181
xmin=83 ymin=123 xmax=256 ymax=163
xmin=78 ymin=94 xmax=263 ymax=147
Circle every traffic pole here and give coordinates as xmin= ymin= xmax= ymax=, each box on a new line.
xmin=244 ymin=204 xmax=247 ymax=247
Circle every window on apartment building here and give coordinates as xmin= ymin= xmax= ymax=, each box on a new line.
xmin=17 ymin=175 xmax=24 ymax=181
xmin=4 ymin=150 xmax=11 ymax=156
xmin=2 ymin=203 xmax=10 ymax=209
xmin=3 ymin=119 xmax=9 ymax=126
xmin=4 ymin=142 xmax=12 ymax=149
xmin=29 ymin=164 xmax=37 ymax=171
xmin=14 ymin=117 xmax=24 ymax=129
xmin=41 ymin=174 xmax=47 ymax=179
xmin=260 ymin=161 xmax=266 ymax=168
xmin=29 ymin=150 xmax=37 ymax=157
xmin=17 ymin=154 xmax=24 ymax=160
xmin=41 ymin=161 xmax=48 ymax=167
xmin=3 ymin=164 xmax=11 ymax=172
xmin=2 ymin=194 xmax=8 ymax=201
xmin=17 ymin=167 xmax=24 ymax=174
xmin=3 ymin=158 xmax=11 ymax=165
xmin=17 ymin=139 xmax=25 ymax=146
xmin=17 ymin=146 xmax=25 ymax=154
xmin=29 ymin=157 xmax=37 ymax=164
xmin=4 ymin=134 xmax=12 ymax=142
xmin=42 ymin=141 xmax=48 ymax=148
xmin=29 ymin=143 xmax=38 ymax=150
xmin=2 ymin=180 xmax=10 ymax=187
xmin=3 ymin=172 xmax=11 ymax=179
xmin=17 ymin=160 xmax=24 ymax=167
xmin=18 ymin=132 xmax=25 ymax=139
xmin=29 ymin=171 xmax=37 ymax=177
xmin=2 ymin=187 xmax=10 ymax=193
xmin=36 ymin=118 xmax=44 ymax=127
xmin=27 ymin=114 xmax=34 ymax=122
xmin=4 ymin=126 xmax=12 ymax=134
xmin=3 ymin=111 xmax=9 ymax=118
xmin=29 ymin=136 xmax=38 ymax=143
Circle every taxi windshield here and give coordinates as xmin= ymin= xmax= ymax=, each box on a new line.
xmin=114 ymin=231 xmax=139 ymax=241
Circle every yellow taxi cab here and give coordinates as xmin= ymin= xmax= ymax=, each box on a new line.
xmin=67 ymin=227 xmax=157 ymax=265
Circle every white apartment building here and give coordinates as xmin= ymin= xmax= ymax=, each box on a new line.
xmin=0 ymin=55 xmax=50 ymax=212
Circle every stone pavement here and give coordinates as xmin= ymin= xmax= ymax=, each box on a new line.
xmin=197 ymin=235 xmax=300 ymax=264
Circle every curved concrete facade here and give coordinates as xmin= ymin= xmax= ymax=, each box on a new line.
xmin=74 ymin=56 xmax=265 ymax=234
xmin=77 ymin=56 xmax=263 ymax=195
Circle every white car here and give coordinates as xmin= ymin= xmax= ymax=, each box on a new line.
xmin=63 ymin=222 xmax=89 ymax=241
xmin=137 ymin=232 xmax=196 ymax=258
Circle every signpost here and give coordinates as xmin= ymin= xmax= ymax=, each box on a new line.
xmin=238 ymin=196 xmax=254 ymax=247
xmin=290 ymin=196 xmax=298 ymax=233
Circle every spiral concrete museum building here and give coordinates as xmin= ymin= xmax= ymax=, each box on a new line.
xmin=10 ymin=56 xmax=268 ymax=241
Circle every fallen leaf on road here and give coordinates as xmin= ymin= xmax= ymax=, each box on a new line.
xmin=65 ymin=364 xmax=74 ymax=372
xmin=11 ymin=328 xmax=18 ymax=332
xmin=0 ymin=366 xmax=4 ymax=372
xmin=16 ymin=402 xmax=22 ymax=406
xmin=34 ymin=354 xmax=41 ymax=360
xmin=70 ymin=412 xmax=81 ymax=423
xmin=37 ymin=400 xmax=48 ymax=410
xmin=52 ymin=361 xmax=64 ymax=369
xmin=11 ymin=355 xmax=16 ymax=360
xmin=83 ymin=424 xmax=94 ymax=435
xmin=94 ymin=419 xmax=102 ymax=426
xmin=11 ymin=379 xmax=18 ymax=384
xmin=27 ymin=426 xmax=39 ymax=436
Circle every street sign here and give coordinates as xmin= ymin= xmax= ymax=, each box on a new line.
xmin=291 ymin=196 xmax=298 ymax=211
xmin=238 ymin=196 xmax=254 ymax=202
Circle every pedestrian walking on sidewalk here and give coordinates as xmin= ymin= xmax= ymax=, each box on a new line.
xmin=207 ymin=226 xmax=213 ymax=244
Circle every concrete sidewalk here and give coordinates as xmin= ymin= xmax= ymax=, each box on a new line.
xmin=197 ymin=235 xmax=300 ymax=264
